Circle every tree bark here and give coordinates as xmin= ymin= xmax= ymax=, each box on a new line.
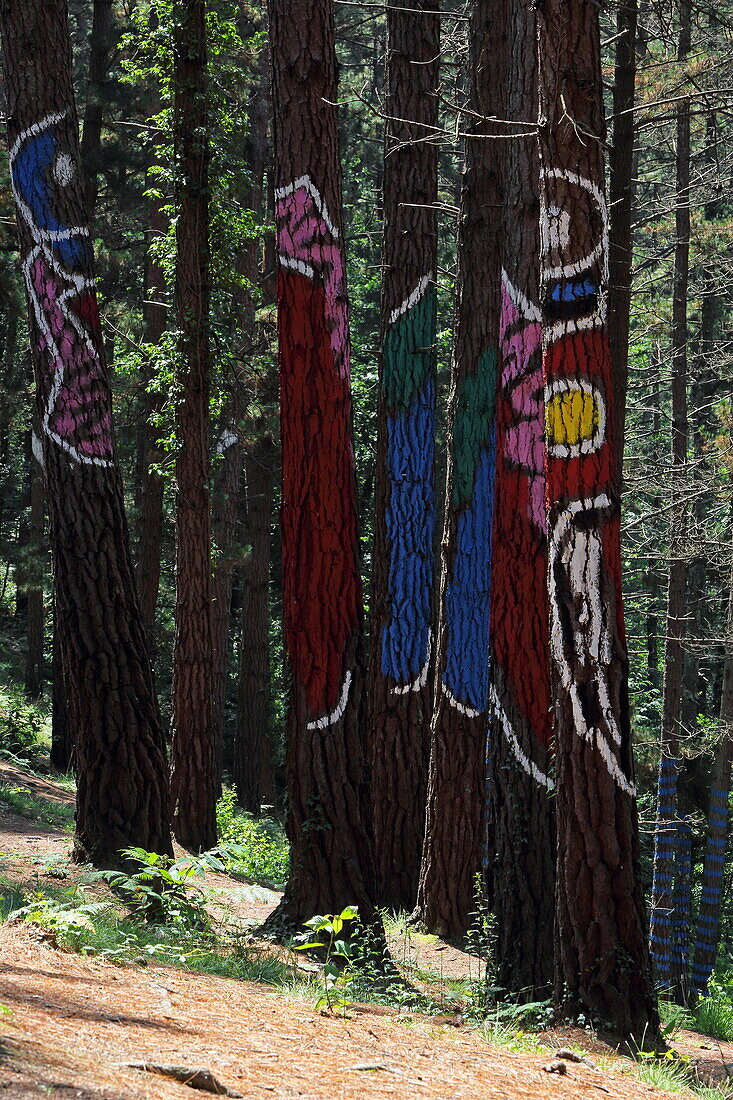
xmin=649 ymin=0 xmax=691 ymax=999
xmin=415 ymin=0 xmax=505 ymax=939
xmin=267 ymin=0 xmax=381 ymax=933
xmin=79 ymin=0 xmax=114 ymax=219
xmin=536 ymin=0 xmax=658 ymax=1039
xmin=1 ymin=0 xmax=172 ymax=866
xmin=368 ymin=0 xmax=440 ymax=914
xmin=24 ymin=426 xmax=45 ymax=699
xmin=50 ymin=588 xmax=72 ymax=771
xmin=168 ymin=0 xmax=217 ymax=852
xmin=487 ymin=0 xmax=554 ymax=996
xmin=235 ymin=435 xmax=277 ymax=812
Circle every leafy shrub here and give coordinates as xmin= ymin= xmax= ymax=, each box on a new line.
xmin=0 ymin=688 xmax=49 ymax=770
xmin=694 ymin=977 xmax=733 ymax=1041
xmin=92 ymin=847 xmax=225 ymax=929
xmin=216 ymin=789 xmax=289 ymax=888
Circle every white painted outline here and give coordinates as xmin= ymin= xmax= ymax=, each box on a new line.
xmin=488 ymin=683 xmax=555 ymax=791
xmin=544 ymin=377 xmax=606 ymax=458
xmin=216 ymin=427 xmax=239 ymax=455
xmin=274 ymin=175 xmax=340 ymax=239
xmin=31 ymin=431 xmax=45 ymax=470
xmin=306 ymin=670 xmax=352 ymax=730
xmin=548 ymin=494 xmax=636 ymax=796
xmin=11 ymin=113 xmax=111 ymax=468
xmin=501 ymin=269 xmax=542 ymax=324
xmin=540 ymin=168 xmax=609 ymax=340
xmin=278 ymin=255 xmax=315 ymax=279
xmin=388 ymin=273 xmax=432 ymax=326
xmin=391 ymin=629 xmax=432 ymax=696
xmin=441 ymin=679 xmax=482 ymax=718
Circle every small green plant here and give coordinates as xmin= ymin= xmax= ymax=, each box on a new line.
xmin=293 ymin=907 xmax=359 ymax=1015
xmin=694 ymin=979 xmax=733 ymax=1042
xmin=659 ymin=998 xmax=694 ymax=1039
xmin=92 ymin=846 xmax=226 ymax=929
xmin=13 ymin=890 xmax=112 ymax=948
xmin=0 ymin=687 xmax=49 ymax=769
xmin=632 ymin=1049 xmax=694 ymax=1094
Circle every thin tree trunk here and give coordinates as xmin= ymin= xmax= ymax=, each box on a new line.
xmin=415 ymin=0 xmax=505 ymax=939
xmin=649 ymin=0 xmax=691 ymax=998
xmin=235 ymin=435 xmax=276 ymax=812
xmin=368 ymin=0 xmax=440 ymax=914
xmin=487 ymin=0 xmax=554 ymax=995
xmin=24 ymin=425 xmax=45 ymax=698
xmin=169 ymin=0 xmax=217 ymax=852
xmin=1 ymin=0 xmax=172 ymax=866
xmin=692 ymin=552 xmax=733 ymax=993
xmin=536 ymin=0 xmax=658 ymax=1039
xmin=267 ymin=0 xmax=381 ymax=932
xmin=79 ymin=0 xmax=114 ymax=219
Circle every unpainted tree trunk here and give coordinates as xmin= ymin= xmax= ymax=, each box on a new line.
xmin=24 ymin=426 xmax=45 ymax=698
xmin=649 ymin=0 xmax=691 ymax=999
xmin=536 ymin=0 xmax=658 ymax=1039
xmin=368 ymin=0 xmax=440 ymax=915
xmin=79 ymin=0 xmax=114 ymax=219
xmin=487 ymin=0 xmax=554 ymax=996
xmin=168 ymin=0 xmax=217 ymax=852
xmin=415 ymin=0 xmax=505 ymax=939
xmin=0 ymin=0 xmax=173 ymax=866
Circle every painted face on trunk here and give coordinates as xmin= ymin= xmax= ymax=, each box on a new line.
xmin=9 ymin=112 xmax=113 ymax=466
xmin=541 ymin=168 xmax=634 ymax=795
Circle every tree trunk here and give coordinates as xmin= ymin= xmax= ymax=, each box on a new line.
xmin=487 ymin=0 xmax=554 ymax=995
xmin=415 ymin=0 xmax=505 ymax=939
xmin=649 ymin=0 xmax=691 ymax=998
xmin=692 ymin=552 xmax=733 ymax=993
xmin=368 ymin=0 xmax=440 ymax=914
xmin=267 ymin=0 xmax=380 ymax=932
xmin=1 ymin=0 xmax=172 ymax=866
xmin=536 ymin=0 xmax=658 ymax=1039
xmin=50 ymin=589 xmax=72 ymax=771
xmin=24 ymin=426 xmax=45 ymax=699
xmin=79 ymin=0 xmax=114 ymax=219
xmin=235 ymin=435 xmax=276 ymax=812
xmin=168 ymin=0 xmax=217 ymax=852
xmin=607 ymin=0 xmax=638 ymax=470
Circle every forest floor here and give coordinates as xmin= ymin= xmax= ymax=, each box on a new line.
xmin=0 ymin=763 xmax=732 ymax=1100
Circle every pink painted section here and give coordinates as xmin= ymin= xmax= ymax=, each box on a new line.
xmin=275 ymin=184 xmax=349 ymax=381
xmin=30 ymin=255 xmax=113 ymax=461
xmin=499 ymin=282 xmax=546 ymax=534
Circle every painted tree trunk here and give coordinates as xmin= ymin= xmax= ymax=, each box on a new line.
xmin=415 ymin=0 xmax=504 ymax=939
xmin=168 ymin=0 xmax=217 ymax=852
xmin=0 ymin=0 xmax=172 ymax=866
xmin=486 ymin=0 xmax=554 ymax=995
xmin=536 ymin=0 xmax=658 ymax=1039
xmin=235 ymin=435 xmax=277 ymax=813
xmin=50 ymin=591 xmax=72 ymax=772
xmin=692 ymin=554 xmax=733 ymax=993
xmin=368 ymin=0 xmax=440 ymax=913
xmin=671 ymin=815 xmax=692 ymax=1002
xmin=24 ymin=427 xmax=45 ymax=699
xmin=650 ymin=0 xmax=691 ymax=998
xmin=267 ymin=0 xmax=380 ymax=931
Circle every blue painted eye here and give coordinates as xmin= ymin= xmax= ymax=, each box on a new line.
xmin=11 ymin=124 xmax=87 ymax=267
xmin=550 ymin=279 xmax=597 ymax=302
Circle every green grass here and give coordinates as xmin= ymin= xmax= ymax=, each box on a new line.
xmin=0 ymin=783 xmax=74 ymax=830
xmin=694 ymin=992 xmax=733 ymax=1042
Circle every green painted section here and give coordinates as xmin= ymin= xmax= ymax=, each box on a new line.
xmin=451 ymin=346 xmax=498 ymax=508
xmin=383 ymin=289 xmax=437 ymax=410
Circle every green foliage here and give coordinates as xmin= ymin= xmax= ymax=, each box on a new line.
xmin=694 ymin=977 xmax=733 ymax=1041
xmin=216 ymin=789 xmax=289 ymax=888
xmin=0 ymin=687 xmax=50 ymax=770
xmin=293 ymin=907 xmax=360 ymax=1015
xmin=0 ymin=785 xmax=74 ymax=831
xmin=632 ymin=1049 xmax=695 ymax=1095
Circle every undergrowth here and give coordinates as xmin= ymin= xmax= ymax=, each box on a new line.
xmin=216 ymin=788 xmax=289 ymax=888
xmin=0 ymin=783 xmax=74 ymax=830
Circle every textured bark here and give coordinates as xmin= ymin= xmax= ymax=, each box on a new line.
xmin=267 ymin=0 xmax=380 ymax=932
xmin=692 ymin=553 xmax=733 ymax=993
xmin=168 ymin=0 xmax=217 ymax=852
xmin=607 ymin=0 xmax=637 ymax=472
xmin=486 ymin=0 xmax=554 ymax=995
xmin=415 ymin=0 xmax=504 ymax=939
xmin=1 ymin=0 xmax=172 ymax=866
xmin=536 ymin=0 xmax=658 ymax=1039
xmin=235 ymin=435 xmax=276 ymax=813
xmin=50 ymin=591 xmax=72 ymax=772
xmin=24 ymin=427 xmax=45 ymax=699
xmin=649 ymin=0 xmax=691 ymax=998
xmin=368 ymin=0 xmax=440 ymax=914
xmin=79 ymin=0 xmax=114 ymax=219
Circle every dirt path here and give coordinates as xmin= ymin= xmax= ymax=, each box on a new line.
xmin=0 ymin=766 xmax=731 ymax=1099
